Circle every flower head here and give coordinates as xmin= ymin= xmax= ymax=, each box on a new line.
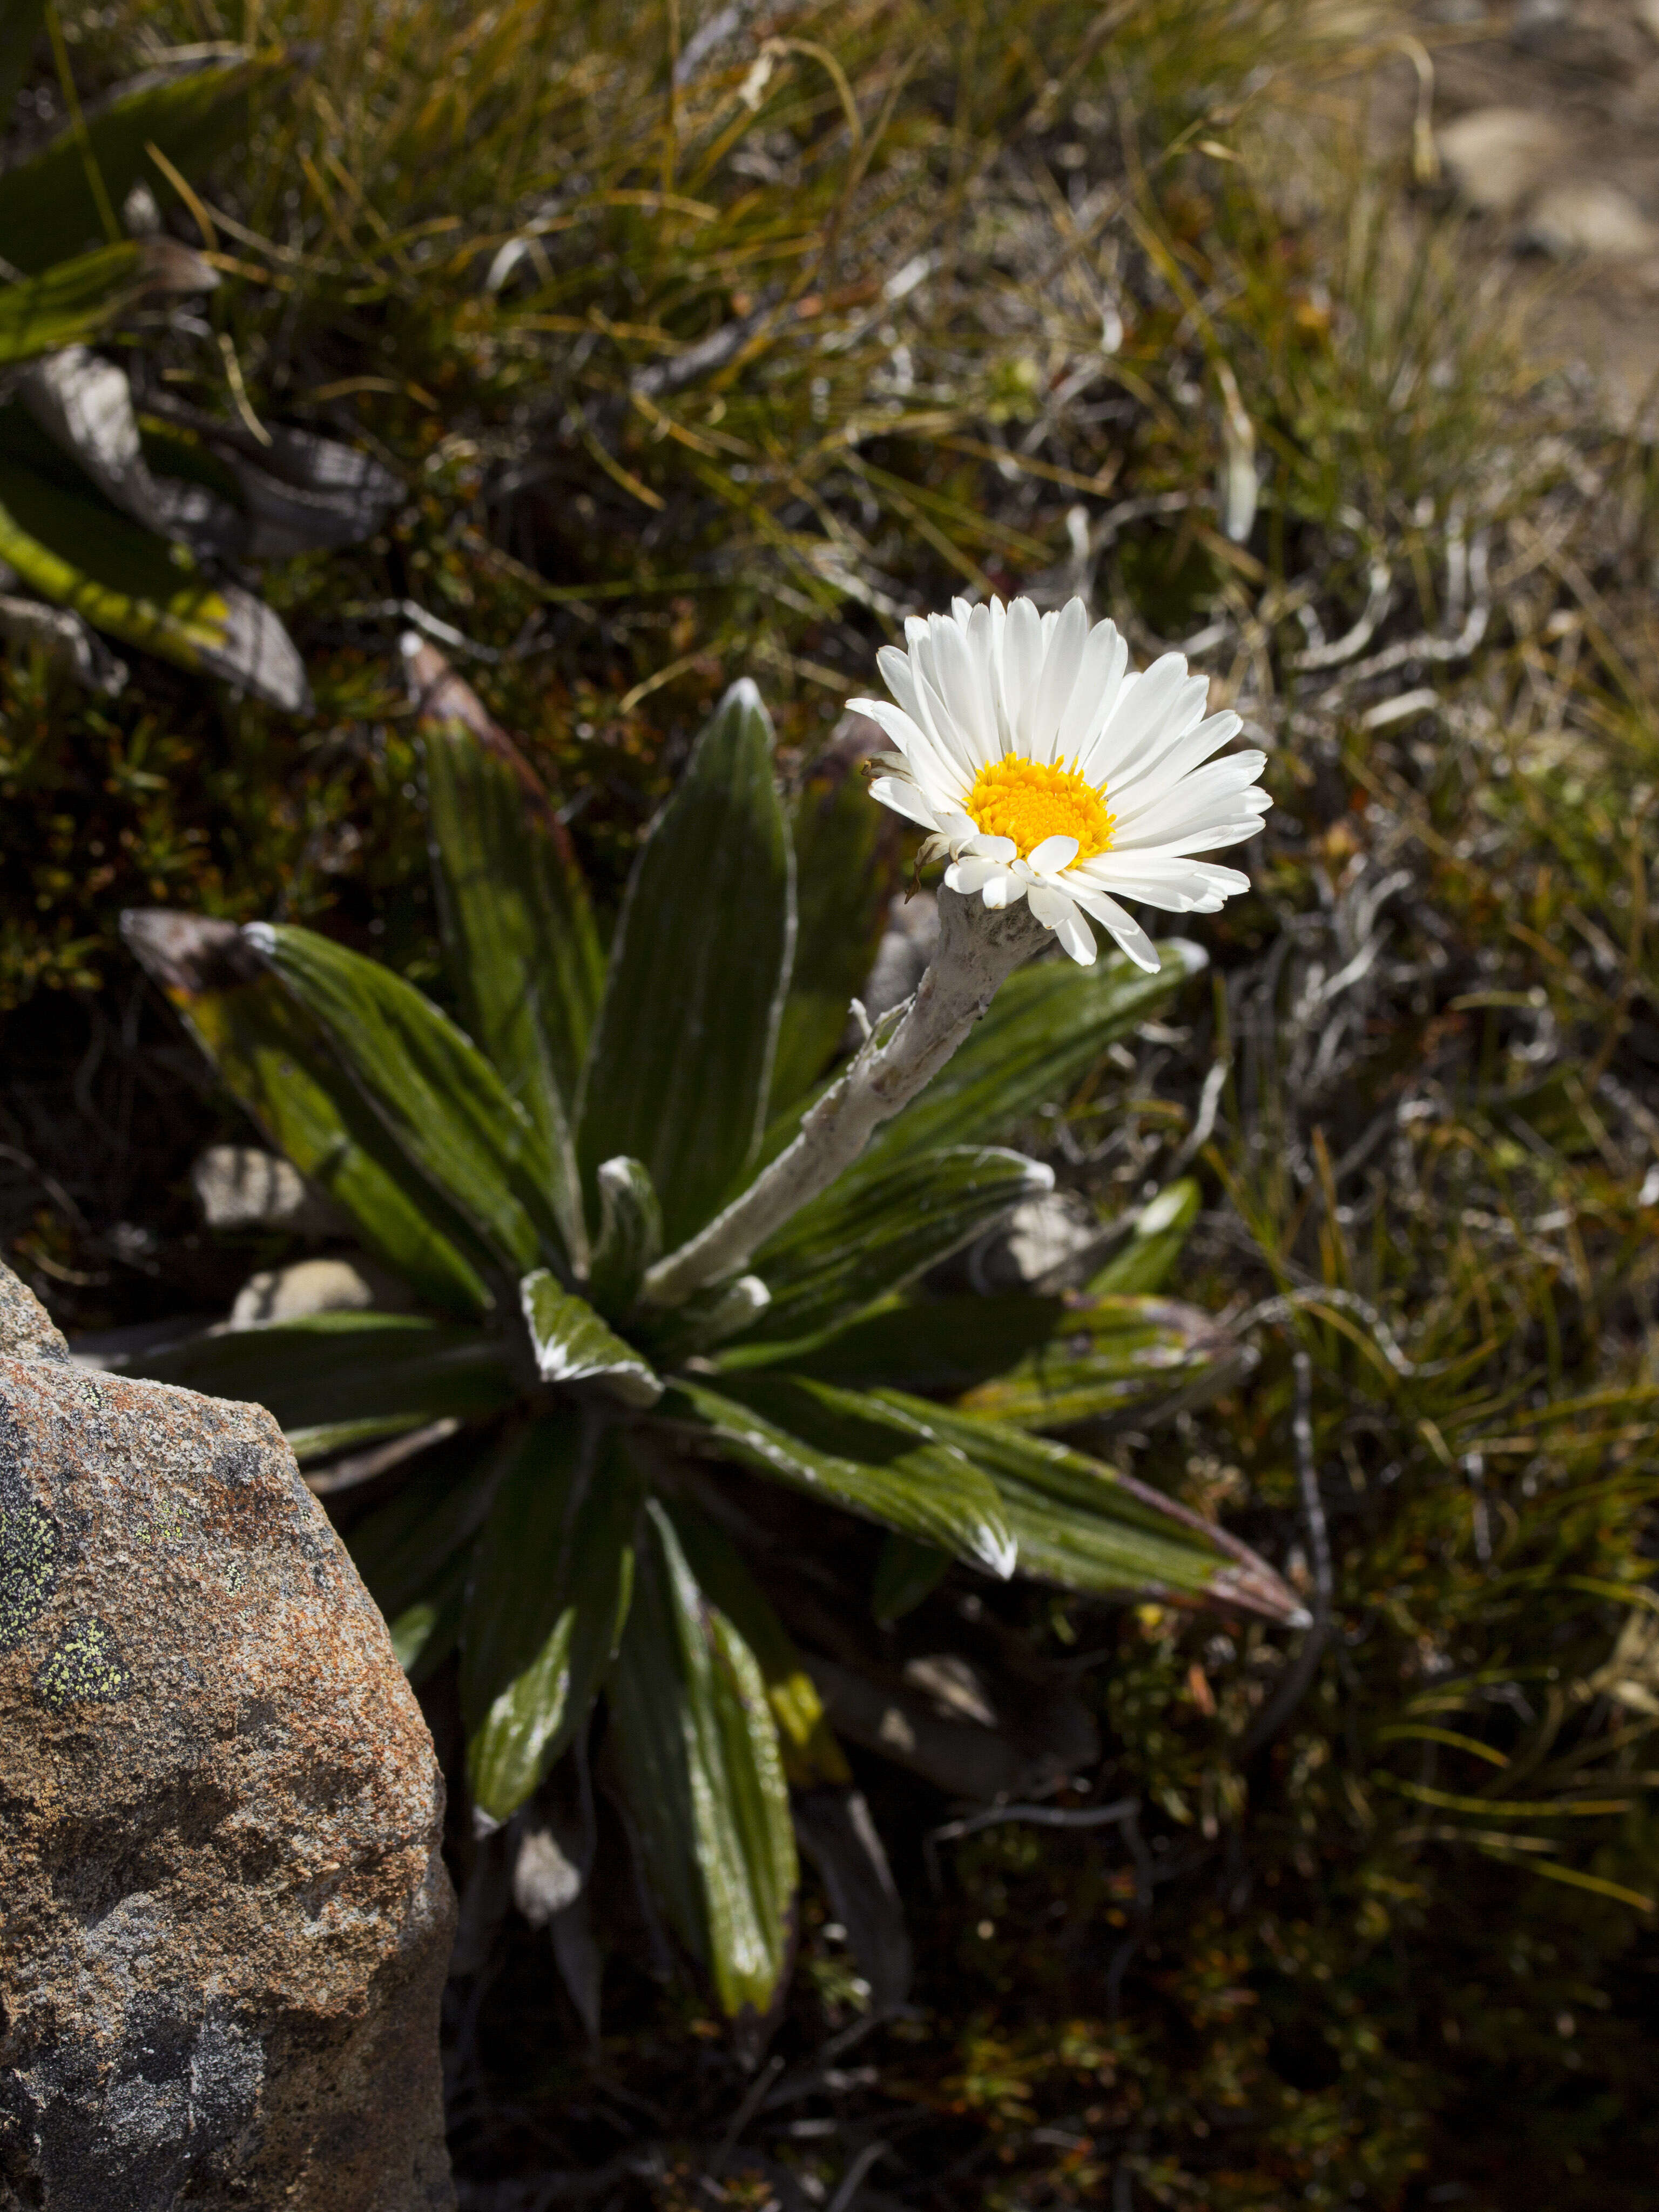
xmin=852 ymin=595 xmax=1270 ymax=969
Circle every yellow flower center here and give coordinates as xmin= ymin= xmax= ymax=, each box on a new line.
xmin=964 ymin=754 xmax=1115 ymax=862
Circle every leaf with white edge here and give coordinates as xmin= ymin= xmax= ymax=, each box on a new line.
xmin=0 ymin=240 xmax=213 ymax=368
xmin=0 ymin=420 xmax=309 ymax=711
xmin=730 ymin=1286 xmax=1236 ymax=1431
xmin=747 ymin=1145 xmax=1053 ymax=1346
xmin=608 ymin=1497 xmax=797 ymax=2019
xmin=953 ymin=1293 xmax=1240 ymax=1431
xmin=665 ymin=1498 xmax=850 ymax=1789
xmin=578 ymin=678 xmax=795 ymax=1248
xmin=347 ymin=1427 xmax=504 ymax=1626
xmin=660 ymin=1372 xmax=1015 ymax=1578
xmin=251 ymin=921 xmax=572 ymax=1278
xmin=124 ymin=1312 xmax=516 ymax=1443
xmin=521 ymin=1268 xmax=662 ymax=1408
xmin=417 ymin=639 xmax=601 ymax=1251
xmin=871 ymin=1390 xmax=1302 ymax=1623
xmin=462 ymin=1418 xmax=643 ymax=1826
xmin=0 ymin=56 xmax=293 ymax=274
xmin=122 ymin=909 xmax=491 ymax=1317
xmin=587 ymin=1156 xmax=663 ymax=1319
xmin=1085 ymin=1179 xmax=1201 ymax=1296
xmin=639 ymin=1273 xmax=771 ymax=1366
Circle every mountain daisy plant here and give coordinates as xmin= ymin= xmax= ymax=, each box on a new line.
xmin=121 ymin=603 xmax=1291 ymax=2030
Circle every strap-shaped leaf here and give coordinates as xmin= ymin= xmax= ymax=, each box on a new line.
xmin=759 ymin=942 xmax=1205 ymax=1184
xmin=0 ymin=56 xmax=292 ymax=274
xmin=521 ymin=1268 xmax=662 ymax=1408
xmin=251 ymin=921 xmax=572 ymax=1278
xmin=0 ymin=241 xmax=211 ymax=367
xmin=608 ymin=1497 xmax=797 ymax=2019
xmin=578 ymin=679 xmax=795 ymax=1247
xmin=462 ymin=1417 xmax=643 ymax=1825
xmin=747 ymin=1145 xmax=1053 ymax=1346
xmin=125 ymin=1312 xmax=516 ymax=1442
xmin=665 ymin=1499 xmax=849 ymax=1788
xmin=0 ymin=428 xmax=308 ymax=710
xmin=769 ymin=740 xmax=898 ymax=1114
xmin=872 ymin=1390 xmax=1300 ymax=1622
xmin=660 ymin=1373 xmax=1014 ymax=1577
xmin=348 ymin=1427 xmax=504 ymax=1624
xmin=954 ymin=1294 xmax=1238 ymax=1431
xmin=123 ymin=910 xmax=491 ymax=1316
xmin=420 ymin=653 xmax=602 ymax=1225
xmin=731 ymin=1286 xmax=1235 ymax=1429
xmin=587 ymin=1156 xmax=663 ymax=1318
xmin=1085 ymin=1179 xmax=1201 ymax=1296
xmin=871 ymin=1532 xmax=950 ymax=1624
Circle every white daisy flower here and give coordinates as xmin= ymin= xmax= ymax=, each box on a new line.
xmin=851 ymin=595 xmax=1270 ymax=970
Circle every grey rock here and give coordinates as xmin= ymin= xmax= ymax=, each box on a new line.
xmin=228 ymin=1255 xmax=417 ymax=1328
xmin=0 ymin=1258 xmax=455 ymax=2210
xmin=1434 ymin=106 xmax=1569 ymax=218
xmin=859 ymin=889 xmax=940 ymax=1023
xmin=1525 ymin=178 xmax=1659 ymax=260
xmin=192 ymin=1144 xmax=346 ymax=1235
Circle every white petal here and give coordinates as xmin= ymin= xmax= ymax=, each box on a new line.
xmin=1065 ymin=884 xmax=1161 ymax=972
xmin=929 ymin=612 xmax=999 ymax=766
xmin=1083 ymin=653 xmax=1193 ymax=783
xmin=1027 ymin=833 xmax=1080 ymax=874
xmin=957 ymin=833 xmax=1017 ymax=862
xmin=868 ymin=774 xmax=946 ymax=831
xmin=1078 ymin=854 xmax=1251 ymax=912
xmin=1114 ymin=753 xmax=1269 ymax=847
xmin=1002 ymin=595 xmax=1046 ymax=750
xmin=1103 ymin=706 xmax=1243 ymax=813
xmin=947 ymin=854 xmax=1017 ymax=894
xmin=1027 ymin=882 xmax=1096 ymax=965
xmin=1030 ymin=597 xmax=1090 ymax=764
xmin=977 ymin=868 xmax=1024 ymax=910
xmin=1058 ymin=619 xmax=1130 ymax=764
xmin=848 ymin=697 xmax=963 ymax=808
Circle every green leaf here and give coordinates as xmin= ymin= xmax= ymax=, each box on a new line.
xmin=747 ymin=1145 xmax=1053 ymax=1346
xmin=251 ymin=921 xmax=572 ymax=1279
xmin=953 ymin=1294 xmax=1239 ymax=1431
xmin=422 ymin=685 xmax=602 ymax=1247
xmin=733 ymin=1286 xmax=1237 ymax=1432
xmin=608 ymin=1497 xmax=797 ymax=2018
xmin=587 ymin=1156 xmax=663 ymax=1319
xmin=0 ymin=241 xmax=208 ymax=367
xmin=1085 ymin=1178 xmax=1201 ymax=1296
xmin=664 ymin=1498 xmax=850 ymax=1789
xmin=347 ymin=1427 xmax=503 ymax=1623
xmin=0 ymin=0 xmax=47 ymax=121
xmin=769 ymin=743 xmax=897 ymax=1114
xmin=0 ymin=425 xmax=309 ymax=710
xmin=521 ymin=1267 xmax=662 ymax=1408
xmin=0 ymin=56 xmax=292 ymax=274
xmin=462 ymin=1418 xmax=643 ymax=1825
xmin=578 ymin=678 xmax=795 ymax=1248
xmin=124 ymin=1312 xmax=516 ymax=1443
xmin=871 ymin=1391 xmax=1299 ymax=1621
xmin=386 ymin=1543 xmax=469 ymax=1685
xmin=660 ymin=1372 xmax=1015 ymax=1577
xmin=871 ymin=1532 xmax=949 ymax=1624
xmin=122 ymin=910 xmax=491 ymax=1317
xmin=759 ymin=943 xmax=1204 ymax=1183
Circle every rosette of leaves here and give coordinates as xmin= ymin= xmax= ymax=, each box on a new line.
xmin=0 ymin=20 xmax=397 ymax=706
xmin=120 ymin=663 xmax=1295 ymax=2028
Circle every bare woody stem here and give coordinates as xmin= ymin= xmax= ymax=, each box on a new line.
xmin=640 ymin=887 xmax=1051 ymax=1310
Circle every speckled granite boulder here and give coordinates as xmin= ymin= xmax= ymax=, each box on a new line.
xmin=0 ymin=1260 xmax=456 ymax=2210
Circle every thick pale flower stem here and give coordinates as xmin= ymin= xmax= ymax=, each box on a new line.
xmin=640 ymin=888 xmax=1051 ymax=1310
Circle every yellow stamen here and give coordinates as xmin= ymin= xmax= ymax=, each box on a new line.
xmin=965 ymin=753 xmax=1115 ymax=862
